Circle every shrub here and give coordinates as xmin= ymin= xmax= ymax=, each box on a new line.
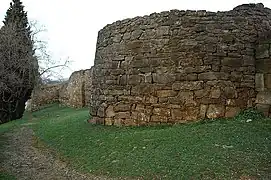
xmin=234 ymin=108 xmax=265 ymax=122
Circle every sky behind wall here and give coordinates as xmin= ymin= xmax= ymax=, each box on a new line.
xmin=0 ymin=0 xmax=271 ymax=78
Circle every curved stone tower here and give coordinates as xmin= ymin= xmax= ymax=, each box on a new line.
xmin=90 ymin=3 xmax=271 ymax=126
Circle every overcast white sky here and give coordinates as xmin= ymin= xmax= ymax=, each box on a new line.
xmin=0 ymin=0 xmax=271 ymax=78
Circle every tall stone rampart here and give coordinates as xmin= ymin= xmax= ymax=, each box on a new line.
xmin=90 ymin=3 xmax=271 ymax=126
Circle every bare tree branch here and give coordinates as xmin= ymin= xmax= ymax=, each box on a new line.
xmin=28 ymin=20 xmax=72 ymax=84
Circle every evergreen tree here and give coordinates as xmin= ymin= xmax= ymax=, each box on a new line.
xmin=0 ymin=0 xmax=38 ymax=123
xmin=3 ymin=0 xmax=33 ymax=50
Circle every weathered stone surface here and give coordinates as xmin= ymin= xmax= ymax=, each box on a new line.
xmin=210 ymin=88 xmax=221 ymax=99
xmin=206 ymin=105 xmax=225 ymax=119
xmin=265 ymin=74 xmax=271 ymax=89
xmin=114 ymin=103 xmax=131 ymax=112
xmin=153 ymin=73 xmax=175 ymax=84
xmin=224 ymin=87 xmax=237 ymax=98
xmin=31 ymin=68 xmax=93 ymax=110
xmin=153 ymin=108 xmax=170 ymax=117
xmin=243 ymin=55 xmax=255 ymax=66
xmin=114 ymin=118 xmax=123 ymax=126
xmin=194 ymin=88 xmax=209 ymax=98
xmin=225 ymin=107 xmax=241 ymax=118
xmin=256 ymin=91 xmax=271 ymax=104
xmin=31 ymin=84 xmax=62 ymax=111
xmin=60 ymin=69 xmax=92 ymax=108
xmin=106 ymin=105 xmax=115 ymax=117
xmin=198 ymin=72 xmax=228 ymax=80
xmin=256 ymin=44 xmax=269 ymax=59
xmin=89 ymin=3 xmax=271 ymax=126
xmin=156 ymin=90 xmax=178 ymax=98
xmin=256 ymin=104 xmax=270 ymax=116
xmin=255 ymin=73 xmax=264 ymax=91
xmin=92 ymin=117 xmax=104 ymax=125
xmin=172 ymin=81 xmax=203 ymax=90
xmin=171 ymin=107 xmax=199 ymax=121
xmin=105 ymin=118 xmax=114 ymax=125
xmin=115 ymin=112 xmax=131 ymax=119
xmin=97 ymin=104 xmax=106 ymax=117
xmin=132 ymin=112 xmax=151 ymax=122
xmin=199 ymin=104 xmax=208 ymax=118
xmin=221 ymin=57 xmax=242 ymax=67
xmin=127 ymin=75 xmax=142 ymax=85
xmin=151 ymin=115 xmax=168 ymax=122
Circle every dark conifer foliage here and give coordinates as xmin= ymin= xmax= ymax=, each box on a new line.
xmin=0 ymin=0 xmax=38 ymax=123
xmin=3 ymin=0 xmax=33 ymax=50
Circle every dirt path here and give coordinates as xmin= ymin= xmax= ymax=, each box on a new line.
xmin=0 ymin=126 xmax=113 ymax=180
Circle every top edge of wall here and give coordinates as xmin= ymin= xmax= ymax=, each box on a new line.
xmin=98 ymin=3 xmax=271 ymax=32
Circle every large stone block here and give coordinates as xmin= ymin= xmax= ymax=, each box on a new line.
xmin=131 ymin=85 xmax=155 ymax=95
xmin=256 ymin=44 xmax=269 ymax=59
xmin=223 ymin=87 xmax=237 ymax=98
xmin=225 ymin=107 xmax=241 ymax=118
xmin=265 ymin=74 xmax=271 ymax=89
xmin=210 ymin=88 xmax=221 ymax=99
xmin=221 ymin=57 xmax=242 ymax=67
xmin=198 ymin=72 xmax=229 ymax=80
xmin=194 ymin=88 xmax=210 ymax=98
xmin=242 ymin=55 xmax=255 ymax=66
xmin=256 ymin=91 xmax=271 ymax=104
xmin=115 ymin=112 xmax=131 ymax=119
xmin=172 ymin=81 xmax=203 ymax=90
xmin=206 ymin=104 xmax=225 ymax=118
xmin=156 ymin=90 xmax=178 ymax=98
xmin=168 ymin=91 xmax=196 ymax=106
xmin=171 ymin=107 xmax=199 ymax=121
xmin=255 ymin=73 xmax=265 ymax=91
xmin=199 ymin=104 xmax=208 ymax=118
xmin=256 ymin=58 xmax=271 ymax=73
xmin=97 ymin=105 xmax=106 ymax=117
xmin=153 ymin=108 xmax=171 ymax=117
xmin=114 ymin=103 xmax=131 ymax=112
xmin=256 ymin=104 xmax=270 ymax=116
xmin=152 ymin=73 xmax=176 ymax=84
xmin=150 ymin=115 xmax=168 ymax=122
xmin=105 ymin=118 xmax=114 ymax=125
xmin=127 ymin=75 xmax=143 ymax=85
xmin=145 ymin=96 xmax=158 ymax=104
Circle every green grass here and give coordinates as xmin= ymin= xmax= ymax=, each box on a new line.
xmin=0 ymin=172 xmax=16 ymax=180
xmin=1 ymin=104 xmax=271 ymax=179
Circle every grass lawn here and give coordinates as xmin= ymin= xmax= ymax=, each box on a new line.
xmin=0 ymin=172 xmax=16 ymax=180
xmin=1 ymin=104 xmax=271 ymax=179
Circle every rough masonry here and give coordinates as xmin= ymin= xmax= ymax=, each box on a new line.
xmin=90 ymin=3 xmax=271 ymax=126
xmin=59 ymin=68 xmax=93 ymax=108
xmin=31 ymin=68 xmax=93 ymax=110
xmin=30 ymin=83 xmax=62 ymax=111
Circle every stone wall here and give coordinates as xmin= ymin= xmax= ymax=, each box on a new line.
xmin=59 ymin=68 xmax=93 ymax=108
xmin=90 ymin=3 xmax=271 ymax=126
xmin=31 ymin=68 xmax=93 ymax=109
xmin=30 ymin=83 xmax=62 ymax=111
xmin=255 ymin=36 xmax=271 ymax=116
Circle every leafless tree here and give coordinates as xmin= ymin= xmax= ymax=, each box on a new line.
xmin=29 ymin=20 xmax=71 ymax=83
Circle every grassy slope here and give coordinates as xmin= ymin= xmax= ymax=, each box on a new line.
xmin=1 ymin=104 xmax=271 ymax=179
